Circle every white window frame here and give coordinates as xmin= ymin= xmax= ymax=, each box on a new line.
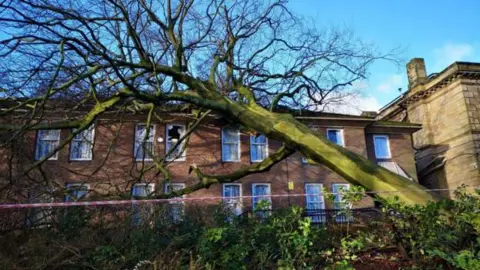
xmin=250 ymin=134 xmax=268 ymax=162
xmin=26 ymin=188 xmax=54 ymax=227
xmin=132 ymin=183 xmax=156 ymax=198
xmin=65 ymin=183 xmax=90 ymax=202
xmin=69 ymin=125 xmax=95 ymax=161
xmin=134 ymin=124 xmax=156 ymax=161
xmin=373 ymin=135 xmax=391 ymax=159
xmin=332 ymin=183 xmax=353 ymax=223
xmin=35 ymin=129 xmax=61 ymax=160
xmin=222 ymin=126 xmax=241 ymax=162
xmin=252 ymin=183 xmax=272 ymax=211
xmin=164 ymin=182 xmax=186 ymax=196
xmin=131 ymin=183 xmax=155 ymax=225
xmin=222 ymin=183 xmax=243 ymax=216
xmin=164 ymin=182 xmax=186 ymax=222
xmin=332 ymin=183 xmax=350 ymax=208
xmin=326 ymin=128 xmax=345 ymax=146
xmin=165 ymin=123 xmax=186 ymax=162
xmin=305 ymin=183 xmax=325 ymax=223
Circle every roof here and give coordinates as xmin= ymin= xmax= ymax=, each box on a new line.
xmin=370 ymin=120 xmax=421 ymax=129
xmin=272 ymin=105 xmax=375 ymax=120
xmin=0 ymin=98 xmax=421 ymax=131
xmin=0 ymin=99 xmax=376 ymax=119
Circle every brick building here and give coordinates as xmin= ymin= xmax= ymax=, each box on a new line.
xmin=0 ymin=107 xmax=421 ymax=222
xmin=377 ymin=58 xmax=480 ymax=197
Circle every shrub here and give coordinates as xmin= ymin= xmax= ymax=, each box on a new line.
xmin=1 ymin=187 xmax=479 ymax=269
xmin=381 ymin=186 xmax=480 ymax=269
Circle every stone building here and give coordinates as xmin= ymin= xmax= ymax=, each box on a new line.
xmin=0 ymin=107 xmax=420 ymax=224
xmin=377 ymin=58 xmax=480 ymax=197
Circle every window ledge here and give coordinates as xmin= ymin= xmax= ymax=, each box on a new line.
xmin=166 ymin=158 xmax=186 ymax=162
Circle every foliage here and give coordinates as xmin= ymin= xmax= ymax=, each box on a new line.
xmin=0 ymin=186 xmax=478 ymax=269
xmin=196 ymin=206 xmax=328 ymax=269
xmin=380 ymin=186 xmax=480 ymax=269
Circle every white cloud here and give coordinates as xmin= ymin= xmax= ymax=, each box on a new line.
xmin=376 ymin=74 xmax=404 ymax=93
xmin=308 ymin=80 xmax=381 ymax=115
xmin=322 ymin=93 xmax=382 ymax=115
xmin=432 ymin=43 xmax=475 ymax=71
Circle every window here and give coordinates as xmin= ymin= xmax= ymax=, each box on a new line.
xmin=252 ymin=183 xmax=271 ymax=217
xmin=132 ymin=183 xmax=155 ymax=198
xmin=35 ymin=129 xmax=60 ymax=160
xmin=326 ymin=129 xmax=344 ymax=146
xmin=26 ymin=189 xmax=54 ymax=227
xmin=70 ymin=125 xmax=94 ymax=160
xmin=134 ymin=124 xmax=155 ymax=161
xmin=222 ymin=126 xmax=240 ymax=162
xmin=65 ymin=183 xmax=89 ymax=202
xmin=250 ymin=134 xmax=268 ymax=162
xmin=223 ymin=184 xmax=242 ymax=216
xmin=131 ymin=183 xmax=155 ymax=225
xmin=332 ymin=183 xmax=353 ymax=223
xmin=164 ymin=183 xmax=186 ymax=222
xmin=166 ymin=124 xmax=186 ymax=161
xmin=305 ymin=184 xmax=325 ymax=223
xmin=373 ymin=135 xmax=391 ymax=159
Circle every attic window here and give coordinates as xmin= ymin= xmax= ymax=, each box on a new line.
xmin=166 ymin=124 xmax=186 ymax=161
xmin=373 ymin=135 xmax=391 ymax=159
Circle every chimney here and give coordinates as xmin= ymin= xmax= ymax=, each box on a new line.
xmin=406 ymin=58 xmax=427 ymax=88
xmin=360 ymin=111 xmax=377 ymax=118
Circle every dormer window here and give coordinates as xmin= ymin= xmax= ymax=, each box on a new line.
xmin=373 ymin=135 xmax=391 ymax=159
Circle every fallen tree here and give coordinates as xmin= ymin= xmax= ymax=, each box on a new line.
xmin=0 ymin=0 xmax=437 ymax=204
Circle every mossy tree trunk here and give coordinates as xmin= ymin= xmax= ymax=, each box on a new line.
xmin=225 ymin=102 xmax=437 ymax=205
xmin=128 ymin=88 xmax=438 ymax=205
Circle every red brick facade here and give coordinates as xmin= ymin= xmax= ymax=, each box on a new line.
xmin=0 ymin=113 xmax=420 ymax=211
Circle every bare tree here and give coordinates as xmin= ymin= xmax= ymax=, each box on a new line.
xmin=0 ymin=0 xmax=436 ymax=204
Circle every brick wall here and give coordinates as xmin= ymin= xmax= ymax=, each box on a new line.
xmin=365 ymin=130 xmax=418 ymax=182
xmin=0 ymin=116 xmax=419 ymax=210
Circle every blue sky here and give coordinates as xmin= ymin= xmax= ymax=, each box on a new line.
xmin=288 ymin=0 xmax=480 ymax=113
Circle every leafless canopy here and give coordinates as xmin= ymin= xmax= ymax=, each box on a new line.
xmin=0 ymin=0 xmax=398 ymax=199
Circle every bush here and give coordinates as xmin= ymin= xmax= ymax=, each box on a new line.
xmin=1 ymin=187 xmax=479 ymax=269
xmin=195 ymin=206 xmax=329 ymax=269
xmin=381 ymin=186 xmax=480 ymax=269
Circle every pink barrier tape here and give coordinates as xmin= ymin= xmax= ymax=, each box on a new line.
xmin=0 ymin=186 xmax=478 ymax=209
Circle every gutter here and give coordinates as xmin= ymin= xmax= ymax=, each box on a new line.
xmin=294 ymin=116 xmax=374 ymax=121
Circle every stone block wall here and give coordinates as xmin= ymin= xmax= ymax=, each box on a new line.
xmin=409 ymin=79 xmax=480 ymax=197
